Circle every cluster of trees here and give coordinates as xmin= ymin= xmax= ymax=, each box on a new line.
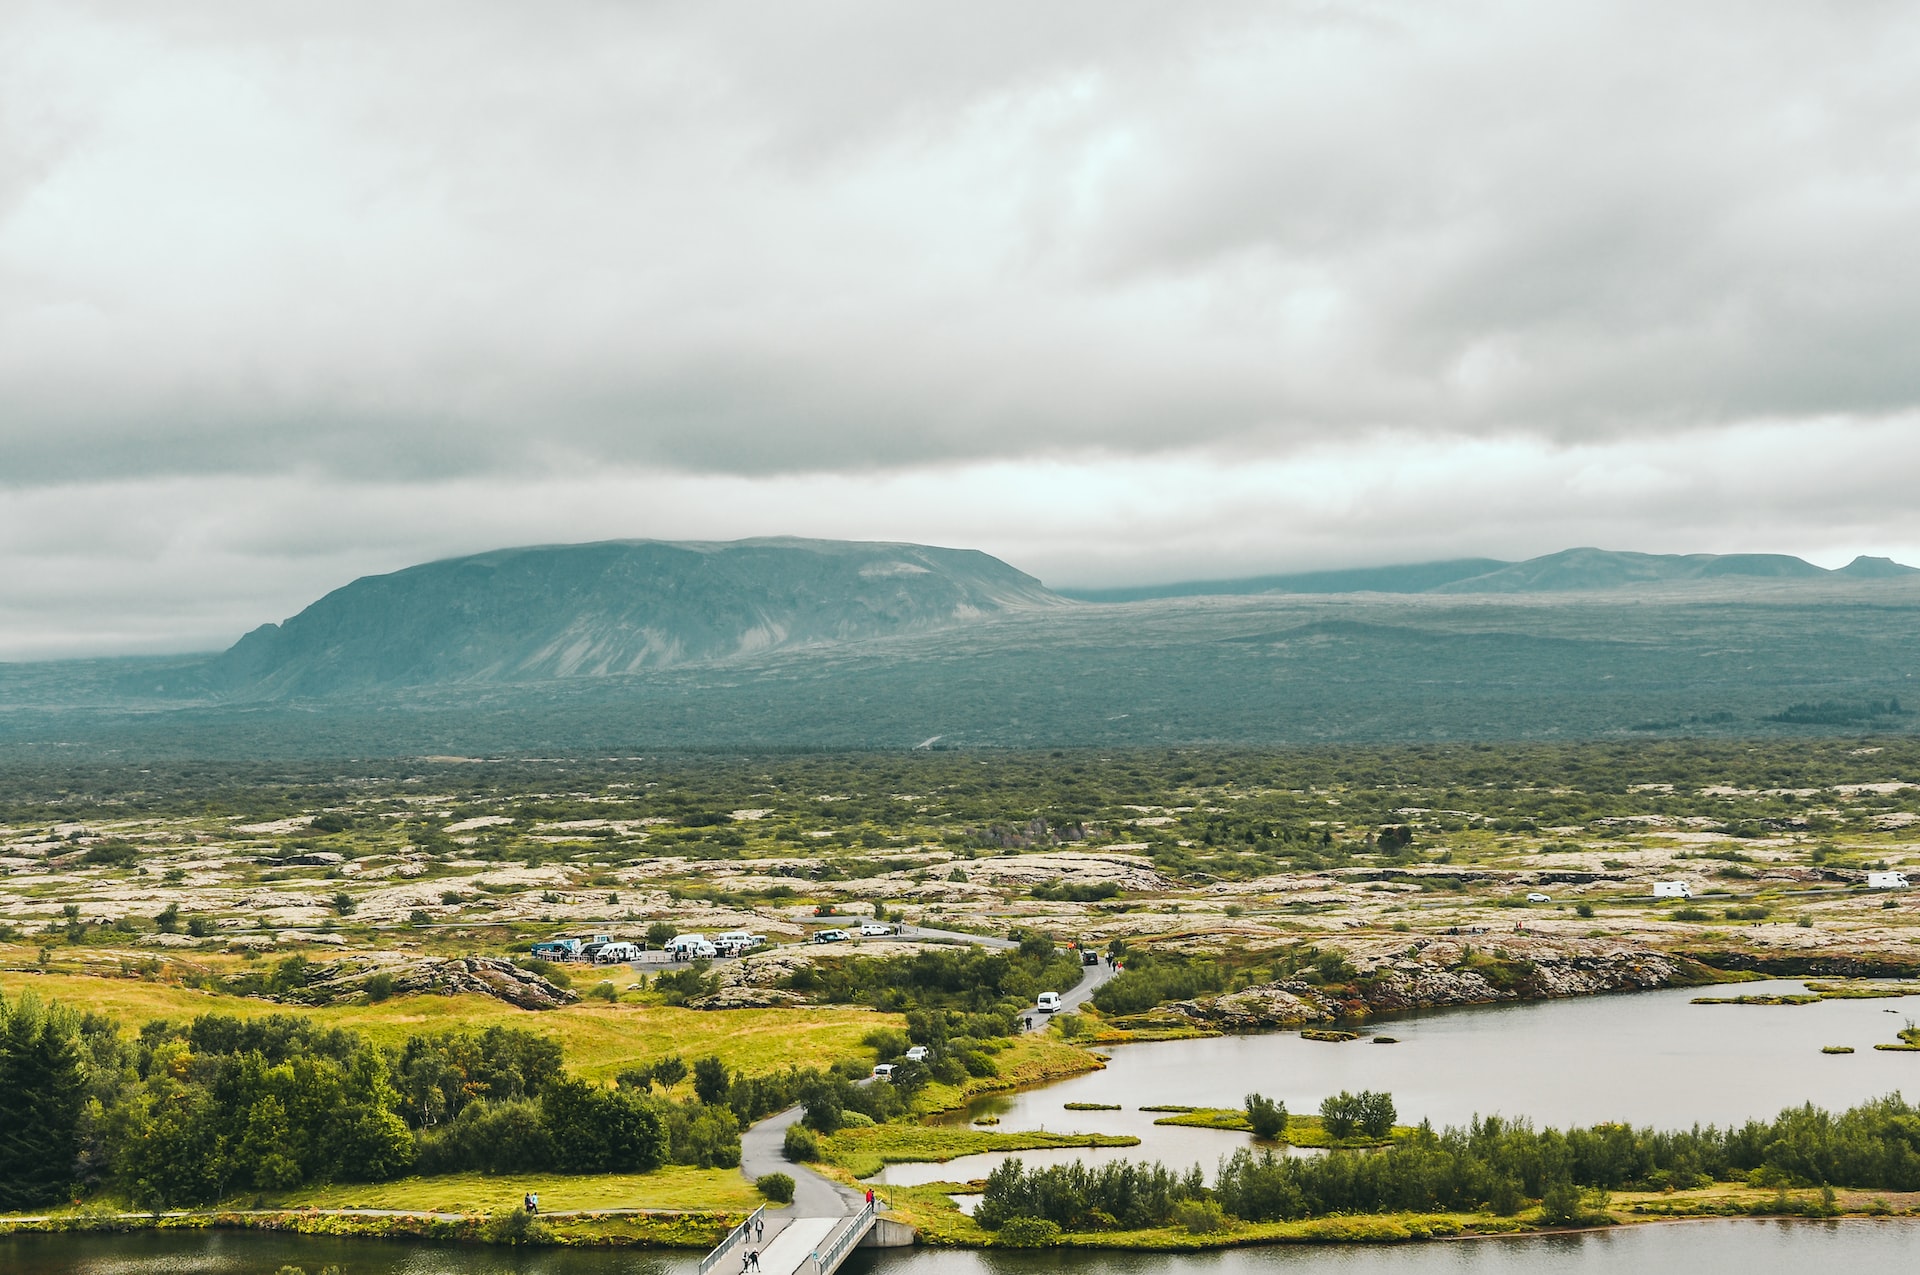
xmin=975 ymin=1095 xmax=1920 ymax=1234
xmin=0 ymin=995 xmax=808 ymax=1209
xmin=1317 ymin=1090 xmax=1397 ymax=1140
xmin=793 ymin=934 xmax=1085 ymax=1021
xmin=1090 ymin=950 xmax=1228 ymax=1016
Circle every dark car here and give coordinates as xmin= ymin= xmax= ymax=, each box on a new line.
xmin=1082 ymin=950 xmax=1099 ymax=966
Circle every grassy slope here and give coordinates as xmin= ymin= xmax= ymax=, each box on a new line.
xmin=259 ymin=1166 xmax=760 ymax=1214
xmin=0 ymin=969 xmax=894 ymax=1079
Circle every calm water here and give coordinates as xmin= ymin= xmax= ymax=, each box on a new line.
xmin=878 ymin=979 xmax=1919 ymax=1186
xmin=10 ymin=1219 xmax=1919 ymax=1275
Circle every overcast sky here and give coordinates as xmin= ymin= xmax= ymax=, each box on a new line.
xmin=5 ymin=2 xmax=1920 ymax=658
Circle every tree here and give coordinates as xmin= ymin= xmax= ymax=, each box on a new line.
xmin=0 ymin=991 xmax=88 ymax=1209
xmin=692 ymin=1056 xmax=730 ymax=1106
xmin=1355 ymin=1090 xmax=1396 ymax=1139
xmin=1245 ymin=1092 xmax=1288 ymax=1141
xmin=154 ymin=904 xmax=181 ymax=934
xmin=646 ymin=921 xmax=677 ymax=949
xmin=1319 ymin=1092 xmax=1358 ymax=1140
xmin=650 ymin=1054 xmax=688 ymax=1090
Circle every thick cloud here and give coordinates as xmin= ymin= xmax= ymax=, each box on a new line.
xmin=3 ymin=3 xmax=1920 ymax=655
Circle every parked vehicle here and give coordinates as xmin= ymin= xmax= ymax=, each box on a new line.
xmin=594 ymin=941 xmax=640 ymax=963
xmin=857 ymin=922 xmax=894 ymax=937
xmin=904 ymin=1045 xmax=930 ymax=1062
xmin=530 ymin=938 xmax=582 ymax=961
xmin=1036 ymin=991 xmax=1062 ymax=1013
xmin=871 ymin=1063 xmax=896 ymax=1080
xmin=812 ymin=928 xmax=850 ymax=944
xmin=1525 ymin=892 xmax=1552 ymax=903
xmin=664 ymin=934 xmax=717 ymax=960
xmin=714 ymin=932 xmax=766 ymax=956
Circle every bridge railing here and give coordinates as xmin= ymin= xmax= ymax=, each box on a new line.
xmin=810 ymin=1199 xmax=877 ymax=1275
xmin=699 ymin=1204 xmax=766 ymax=1275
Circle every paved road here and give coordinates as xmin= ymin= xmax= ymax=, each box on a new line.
xmin=740 ymin=1103 xmax=864 ymax=1221
xmin=1017 ymin=956 xmax=1117 ymax=1032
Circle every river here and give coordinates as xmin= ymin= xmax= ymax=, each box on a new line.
xmin=880 ymin=978 xmax=1920 ymax=1185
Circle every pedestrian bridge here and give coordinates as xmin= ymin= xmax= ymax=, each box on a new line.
xmin=702 ymin=1200 xmax=880 ymax=1275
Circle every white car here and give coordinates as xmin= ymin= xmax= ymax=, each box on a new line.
xmin=904 ymin=1045 xmax=930 ymax=1062
xmin=1525 ymin=892 xmax=1552 ymax=903
xmin=857 ymin=923 xmax=894 ymax=937
xmin=871 ymin=1063 xmax=896 ymax=1080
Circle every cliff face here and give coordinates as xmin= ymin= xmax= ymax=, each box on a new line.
xmin=1161 ymin=936 xmax=1719 ymax=1031
xmin=212 ymin=537 xmax=1063 ymax=697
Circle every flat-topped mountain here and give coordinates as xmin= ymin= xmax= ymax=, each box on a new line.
xmin=213 ymin=538 xmax=1060 ymax=697
xmin=1065 ymin=548 xmax=1916 ymax=601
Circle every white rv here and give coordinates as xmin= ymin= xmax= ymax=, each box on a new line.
xmin=1867 ymin=871 xmax=1910 ymax=890
xmin=594 ymin=941 xmax=640 ymax=964
xmin=1652 ymin=881 xmax=1693 ymax=899
xmin=714 ymin=930 xmax=765 ymax=955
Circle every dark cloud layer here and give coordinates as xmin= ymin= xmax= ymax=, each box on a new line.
xmin=5 ymin=2 xmax=1920 ymax=481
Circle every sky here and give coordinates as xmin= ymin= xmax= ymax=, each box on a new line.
xmin=5 ymin=2 xmax=1920 ymax=658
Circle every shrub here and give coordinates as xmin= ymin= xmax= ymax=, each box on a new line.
xmin=480 ymin=1207 xmax=554 ymax=1245
xmin=783 ymin=1123 xmax=819 ymax=1161
xmin=1173 ymin=1198 xmax=1229 ymax=1234
xmin=1054 ymin=1013 xmax=1085 ymax=1039
xmin=154 ymin=904 xmax=180 ymax=934
xmin=332 ymin=892 xmax=356 ymax=915
xmin=363 ymin=973 xmax=396 ymax=1003
xmin=1574 ymin=902 xmax=1595 ymax=919
xmin=995 ymin=1216 xmax=1062 ymax=1247
xmin=186 ymin=916 xmax=214 ymax=938
xmin=756 ymin=1172 xmax=796 ymax=1203
xmin=587 ymin=981 xmax=617 ymax=1002
xmin=1671 ymin=907 xmax=1711 ymax=922
xmin=80 ymin=840 xmax=140 ymax=867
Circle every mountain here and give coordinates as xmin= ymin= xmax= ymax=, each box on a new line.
xmin=1059 ymin=559 xmax=1508 ymax=602
xmin=211 ymin=538 xmax=1060 ymax=697
xmin=1427 ymin=548 xmax=1829 ymax=593
xmin=1064 ymin=548 xmax=1915 ymax=600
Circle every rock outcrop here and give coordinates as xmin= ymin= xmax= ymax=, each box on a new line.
xmin=289 ymin=955 xmax=578 ymax=1009
xmin=1157 ymin=936 xmax=1717 ymax=1031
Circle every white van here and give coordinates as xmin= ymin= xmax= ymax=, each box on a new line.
xmin=1867 ymin=871 xmax=1910 ymax=890
xmin=594 ymin=941 xmax=640 ymax=963
xmin=665 ymin=934 xmax=717 ymax=960
xmin=714 ymin=930 xmax=765 ymax=955
xmin=1035 ymin=992 xmax=1062 ymax=1013
xmin=1652 ymin=881 xmax=1693 ymax=899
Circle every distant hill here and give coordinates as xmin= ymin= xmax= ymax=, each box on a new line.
xmin=1063 ymin=548 xmax=1916 ymax=600
xmin=211 ymin=538 xmax=1061 ymax=697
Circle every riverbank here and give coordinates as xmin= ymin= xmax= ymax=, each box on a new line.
xmin=876 ymin=1181 xmax=1920 ymax=1250
xmin=0 ymin=1205 xmax=735 ymax=1249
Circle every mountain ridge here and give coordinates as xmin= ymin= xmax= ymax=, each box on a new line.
xmin=1062 ymin=548 xmax=1916 ymax=602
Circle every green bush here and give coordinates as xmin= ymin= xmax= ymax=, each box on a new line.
xmin=480 ymin=1207 xmax=554 ymax=1245
xmin=1173 ymin=1198 xmax=1229 ymax=1234
xmin=995 ymin=1216 xmax=1062 ymax=1247
xmin=756 ymin=1172 xmax=796 ymax=1203
xmin=783 ymin=1123 xmax=819 ymax=1161
xmin=1574 ymin=902 xmax=1595 ymax=919
xmin=363 ymin=973 xmax=396 ymax=1003
xmin=1672 ymin=907 xmax=1711 ymax=922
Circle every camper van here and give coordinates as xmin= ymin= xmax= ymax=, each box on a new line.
xmin=1652 ymin=881 xmax=1693 ymax=899
xmin=714 ymin=931 xmax=765 ymax=956
xmin=530 ymin=937 xmax=582 ymax=961
xmin=594 ymin=941 xmax=640 ymax=964
xmin=1867 ymin=871 xmax=1911 ymax=890
xmin=1035 ymin=991 xmax=1062 ymax=1013
xmin=664 ymin=934 xmax=717 ymax=960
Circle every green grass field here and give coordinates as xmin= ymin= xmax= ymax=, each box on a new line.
xmin=258 ymin=1166 xmax=761 ymax=1214
xmin=0 ymin=967 xmax=895 ymax=1080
